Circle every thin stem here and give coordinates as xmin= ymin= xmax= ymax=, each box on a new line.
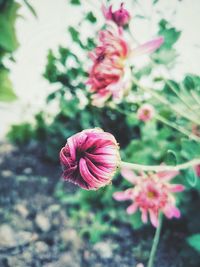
xmin=164 ymin=79 xmax=200 ymax=116
xmin=132 ymin=76 xmax=200 ymax=125
xmin=147 ymin=213 xmax=163 ymax=267
xmin=155 ymin=114 xmax=200 ymax=142
xmin=121 ymin=158 xmax=200 ymax=172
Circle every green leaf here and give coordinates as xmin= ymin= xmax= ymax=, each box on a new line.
xmin=86 ymin=11 xmax=96 ymax=23
xmin=158 ymin=19 xmax=181 ymax=50
xmin=70 ymin=0 xmax=80 ymax=5
xmin=183 ymin=74 xmax=200 ymax=91
xmin=0 ymin=1 xmax=20 ymax=52
xmin=165 ymin=150 xmax=177 ymax=165
xmin=187 ymin=234 xmax=200 ymax=252
xmin=0 ymin=68 xmax=17 ymax=102
xmin=184 ymin=167 xmax=198 ymax=187
xmin=68 ymin=26 xmax=80 ymax=43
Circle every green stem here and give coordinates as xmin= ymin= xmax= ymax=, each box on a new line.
xmin=155 ymin=114 xmax=200 ymax=142
xmin=147 ymin=213 xmax=163 ymax=267
xmin=120 ymin=158 xmax=200 ymax=172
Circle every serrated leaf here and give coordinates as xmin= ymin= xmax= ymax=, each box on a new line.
xmin=0 ymin=68 xmax=17 ymax=102
xmin=165 ymin=150 xmax=177 ymax=165
xmin=86 ymin=11 xmax=96 ymax=23
xmin=158 ymin=19 xmax=181 ymax=50
xmin=187 ymin=234 xmax=200 ymax=252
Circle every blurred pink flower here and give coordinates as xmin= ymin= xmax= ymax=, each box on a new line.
xmin=137 ymin=103 xmax=155 ymax=122
xmin=113 ymin=168 xmax=184 ymax=227
xmin=87 ymin=23 xmax=164 ymax=107
xmin=102 ymin=3 xmax=131 ymax=27
xmin=60 ymin=128 xmax=120 ymax=190
xmin=194 ymin=165 xmax=200 ymax=177
xmin=87 ymin=23 xmax=130 ymax=107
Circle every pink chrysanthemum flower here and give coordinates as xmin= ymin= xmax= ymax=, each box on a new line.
xmin=87 ymin=23 xmax=131 ymax=107
xmin=113 ymin=168 xmax=184 ymax=227
xmin=137 ymin=103 xmax=155 ymax=122
xmin=102 ymin=3 xmax=131 ymax=27
xmin=60 ymin=128 xmax=120 ymax=190
xmin=87 ymin=23 xmax=164 ymax=107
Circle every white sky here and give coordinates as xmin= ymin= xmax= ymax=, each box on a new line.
xmin=0 ymin=0 xmax=200 ymax=138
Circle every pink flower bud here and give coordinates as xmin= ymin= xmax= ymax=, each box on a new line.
xmin=102 ymin=3 xmax=130 ymax=27
xmin=60 ymin=128 xmax=120 ymax=190
xmin=137 ymin=104 xmax=155 ymax=122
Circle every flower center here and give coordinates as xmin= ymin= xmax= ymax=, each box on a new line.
xmin=147 ymin=190 xmax=158 ymax=199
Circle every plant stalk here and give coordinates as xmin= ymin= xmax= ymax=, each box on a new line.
xmin=147 ymin=213 xmax=163 ymax=267
xmin=120 ymin=158 xmax=200 ymax=172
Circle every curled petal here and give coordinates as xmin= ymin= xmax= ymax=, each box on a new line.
xmin=79 ymin=158 xmax=106 ymax=189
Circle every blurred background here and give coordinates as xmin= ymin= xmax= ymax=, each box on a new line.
xmin=0 ymin=1 xmax=200 ymax=267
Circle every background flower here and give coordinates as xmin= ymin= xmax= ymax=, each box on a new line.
xmin=137 ymin=103 xmax=155 ymax=122
xmin=113 ymin=168 xmax=185 ymax=227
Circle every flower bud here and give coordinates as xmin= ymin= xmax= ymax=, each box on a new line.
xmin=60 ymin=128 xmax=120 ymax=190
xmin=102 ymin=3 xmax=130 ymax=27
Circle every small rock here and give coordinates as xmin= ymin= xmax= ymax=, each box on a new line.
xmin=60 ymin=229 xmax=82 ymax=249
xmin=47 ymin=253 xmax=80 ymax=267
xmin=15 ymin=204 xmax=29 ymax=218
xmin=1 ymin=170 xmax=14 ymax=178
xmin=34 ymin=241 xmax=49 ymax=254
xmin=0 ymin=224 xmax=15 ymax=247
xmin=35 ymin=214 xmax=51 ymax=232
xmin=93 ymin=241 xmax=113 ymax=259
xmin=0 ymin=224 xmax=36 ymax=248
xmin=23 ymin=167 xmax=33 ymax=175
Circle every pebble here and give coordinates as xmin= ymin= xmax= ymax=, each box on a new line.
xmin=15 ymin=203 xmax=29 ymax=218
xmin=1 ymin=170 xmax=14 ymax=178
xmin=0 ymin=224 xmax=36 ymax=248
xmin=35 ymin=214 xmax=51 ymax=232
xmin=34 ymin=241 xmax=49 ymax=254
xmin=23 ymin=167 xmax=33 ymax=175
xmin=93 ymin=241 xmax=113 ymax=259
xmin=60 ymin=228 xmax=82 ymax=250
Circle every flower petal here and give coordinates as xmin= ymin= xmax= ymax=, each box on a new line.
xmin=169 ymin=184 xmax=185 ymax=193
xmin=149 ymin=210 xmax=159 ymax=227
xmin=79 ymin=158 xmax=106 ymax=189
xmin=121 ymin=168 xmax=138 ymax=184
xmin=132 ymin=36 xmax=164 ymax=57
xmin=127 ymin=203 xmax=138 ymax=214
xmin=113 ymin=189 xmax=133 ymax=201
xmin=157 ymin=170 xmax=179 ymax=181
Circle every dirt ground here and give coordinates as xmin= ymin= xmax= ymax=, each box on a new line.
xmin=0 ymin=141 xmax=199 ymax=267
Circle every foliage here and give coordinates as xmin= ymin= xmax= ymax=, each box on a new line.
xmin=0 ymin=0 xmax=36 ymax=102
